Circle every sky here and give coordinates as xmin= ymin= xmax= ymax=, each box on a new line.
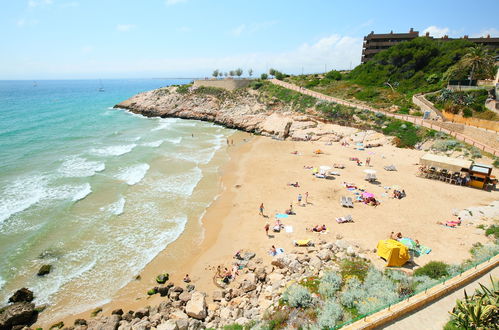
xmin=1 ymin=0 xmax=498 ymax=79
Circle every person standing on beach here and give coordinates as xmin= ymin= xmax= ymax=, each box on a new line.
xmin=259 ymin=203 xmax=264 ymax=216
xmin=366 ymin=157 xmax=371 ymax=167
xmin=305 ymin=192 xmax=309 ymax=204
xmin=298 ymin=194 xmax=302 ymax=206
xmin=264 ymin=222 xmax=270 ymax=236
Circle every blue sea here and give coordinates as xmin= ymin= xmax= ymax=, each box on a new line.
xmin=0 ymin=79 xmax=233 ymax=320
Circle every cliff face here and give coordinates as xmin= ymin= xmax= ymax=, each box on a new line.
xmin=115 ymin=86 xmax=361 ymax=142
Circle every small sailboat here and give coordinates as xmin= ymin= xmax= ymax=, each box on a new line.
xmin=98 ymin=79 xmax=105 ymax=92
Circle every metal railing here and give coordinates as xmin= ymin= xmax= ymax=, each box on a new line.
xmin=269 ymin=79 xmax=499 ymax=156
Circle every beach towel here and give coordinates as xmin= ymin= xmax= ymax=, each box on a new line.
xmin=399 ymin=238 xmax=432 ymax=255
xmin=285 ymin=226 xmax=293 ymax=233
xmin=275 ymin=213 xmax=289 ymax=219
xmin=294 ymin=239 xmax=313 ymax=247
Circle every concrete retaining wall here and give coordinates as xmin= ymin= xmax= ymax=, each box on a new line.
xmin=193 ymin=79 xmax=252 ymax=91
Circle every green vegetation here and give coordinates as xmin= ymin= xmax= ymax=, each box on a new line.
xmin=339 ymin=258 xmax=370 ymax=281
xmin=382 ymin=120 xmax=421 ymax=148
xmin=281 ymin=284 xmax=315 ymax=308
xmin=448 ymin=276 xmax=498 ymax=329
xmin=445 ymin=44 xmax=497 ymax=82
xmin=155 ymin=273 xmax=169 ymax=284
xmin=90 ymin=307 xmax=103 ymax=317
xmin=193 ymin=86 xmax=226 ymax=98
xmin=176 ymin=84 xmax=191 ymax=94
xmin=493 ymin=158 xmax=499 ymax=169
xmin=426 ymin=89 xmax=497 ymax=120
xmin=257 ymin=81 xmax=317 ymax=113
xmin=485 ymin=225 xmax=499 ymax=239
xmin=348 ymin=37 xmax=475 ymax=93
xmin=414 ymin=261 xmax=450 ymax=279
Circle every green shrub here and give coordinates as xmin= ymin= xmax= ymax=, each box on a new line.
xmin=261 ymin=73 xmax=268 ymax=80
xmin=414 ymin=261 xmax=450 ymax=279
xmin=281 ymin=284 xmax=315 ymax=308
xmin=340 ymin=277 xmax=363 ymax=308
xmin=463 ymin=108 xmax=473 ymax=117
xmin=325 ymin=70 xmax=342 ymax=81
xmin=176 ymin=84 xmax=191 ymax=94
xmin=382 ymin=120 xmax=421 ymax=148
xmin=493 ymin=158 xmax=499 ymax=168
xmin=485 ymin=225 xmax=499 ymax=239
xmin=317 ymin=299 xmax=343 ymax=328
xmin=263 ymin=309 xmax=289 ymax=329
xmin=299 ymin=276 xmax=320 ymax=294
xmin=318 ymin=271 xmax=342 ymax=299
xmin=414 ymin=275 xmax=439 ymax=292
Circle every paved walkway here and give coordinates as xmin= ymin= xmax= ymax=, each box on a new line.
xmin=380 ymin=266 xmax=499 ymax=330
xmin=269 ymin=79 xmax=499 ymax=156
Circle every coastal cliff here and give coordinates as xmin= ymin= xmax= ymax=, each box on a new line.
xmin=114 ymin=85 xmax=375 ymax=143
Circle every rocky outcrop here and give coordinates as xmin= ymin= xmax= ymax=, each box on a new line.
xmin=48 ymin=238 xmax=372 ymax=329
xmin=115 ymin=86 xmax=361 ymax=142
xmin=0 ymin=302 xmax=38 ymax=330
xmin=8 ymin=288 xmax=34 ymax=304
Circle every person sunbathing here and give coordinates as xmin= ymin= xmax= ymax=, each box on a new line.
xmin=437 ymin=217 xmax=462 ymax=228
xmin=291 ymin=151 xmax=298 ymax=155
xmin=288 ymin=181 xmax=300 ymax=187
xmin=310 ymin=224 xmax=327 ymax=232
xmin=303 ymin=165 xmax=313 ymax=169
xmin=344 ymin=182 xmax=357 ymax=189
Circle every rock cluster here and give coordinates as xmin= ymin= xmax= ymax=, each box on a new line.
xmin=0 ymin=288 xmax=38 ymax=330
xmin=114 ymin=86 xmax=362 ymax=142
xmin=48 ymin=239 xmax=368 ymax=330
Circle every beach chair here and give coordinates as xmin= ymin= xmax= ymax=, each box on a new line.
xmin=336 ymin=215 xmax=353 ymax=223
xmin=346 ymin=197 xmax=354 ymax=208
xmin=340 ymin=196 xmax=348 ymax=207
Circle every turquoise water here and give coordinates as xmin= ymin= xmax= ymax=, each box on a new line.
xmin=0 ymin=79 xmax=233 ymax=320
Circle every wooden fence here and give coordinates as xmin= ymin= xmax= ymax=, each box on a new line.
xmin=270 ymin=79 xmax=499 ymax=156
xmin=441 ymin=112 xmax=499 ymax=132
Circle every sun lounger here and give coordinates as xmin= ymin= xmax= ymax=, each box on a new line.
xmin=346 ymin=197 xmax=354 ymax=208
xmin=336 ymin=215 xmax=353 ymax=223
xmin=384 ymin=165 xmax=397 ymax=171
xmin=328 ymin=171 xmax=341 ymax=176
xmin=293 ymin=239 xmax=314 ymax=247
xmin=340 ymin=196 xmax=348 ymax=207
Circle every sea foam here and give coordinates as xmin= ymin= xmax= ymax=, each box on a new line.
xmin=0 ymin=175 xmax=47 ymax=224
xmin=90 ymin=144 xmax=136 ymax=157
xmin=142 ymin=140 xmax=164 ymax=148
xmin=151 ymin=118 xmax=178 ymax=131
xmin=115 ymin=164 xmax=150 ymax=185
xmin=71 ymin=183 xmax=92 ymax=202
xmin=100 ymin=196 xmax=126 ymax=215
xmin=58 ymin=156 xmax=105 ymax=178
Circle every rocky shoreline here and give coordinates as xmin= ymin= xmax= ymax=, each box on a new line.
xmin=1 ymin=239 xmax=371 ymax=330
xmin=114 ymin=85 xmax=383 ymax=144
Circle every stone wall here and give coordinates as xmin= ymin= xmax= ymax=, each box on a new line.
xmin=193 ymin=79 xmax=252 ymax=91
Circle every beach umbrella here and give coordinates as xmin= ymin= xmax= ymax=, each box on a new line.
xmin=362 ymin=192 xmax=374 ymax=198
xmin=363 ymin=169 xmax=376 ymax=174
xmin=319 ymin=165 xmax=332 ymax=171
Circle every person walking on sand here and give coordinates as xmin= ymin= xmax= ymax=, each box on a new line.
xmin=366 ymin=157 xmax=371 ymax=167
xmin=298 ymin=193 xmax=302 ymax=206
xmin=259 ymin=203 xmax=264 ymax=216
xmin=305 ymin=192 xmax=309 ymax=204
xmin=264 ymin=222 xmax=270 ymax=236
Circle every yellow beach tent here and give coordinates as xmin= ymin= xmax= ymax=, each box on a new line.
xmin=376 ymin=239 xmax=410 ymax=267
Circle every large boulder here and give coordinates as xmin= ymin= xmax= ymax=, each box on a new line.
xmin=0 ymin=302 xmax=38 ymax=330
xmin=87 ymin=315 xmax=121 ymax=330
xmin=8 ymin=288 xmax=34 ymax=303
xmin=185 ymin=292 xmax=207 ymax=320
xmin=37 ymin=264 xmax=52 ymax=276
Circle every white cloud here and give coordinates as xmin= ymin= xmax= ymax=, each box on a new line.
xmin=231 ymin=24 xmax=245 ymax=36
xmin=166 ymin=0 xmax=187 ymax=5
xmin=116 ymin=24 xmax=136 ymax=32
xmin=471 ymin=28 xmax=499 ymax=38
xmin=28 ymin=0 xmax=53 ymax=8
xmin=1 ymin=33 xmax=363 ymax=79
xmin=423 ymin=26 xmax=450 ymax=38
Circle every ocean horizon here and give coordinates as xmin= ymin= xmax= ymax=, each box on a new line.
xmin=0 ymin=79 xmax=234 ymax=320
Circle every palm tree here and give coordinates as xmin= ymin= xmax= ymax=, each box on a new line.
xmin=459 ymin=45 xmax=495 ymax=85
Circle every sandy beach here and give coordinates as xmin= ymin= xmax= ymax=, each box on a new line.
xmin=53 ymin=131 xmax=497 ymax=327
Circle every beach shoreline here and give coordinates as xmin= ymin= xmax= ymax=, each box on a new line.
xmin=42 ymin=131 xmax=497 ymax=328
